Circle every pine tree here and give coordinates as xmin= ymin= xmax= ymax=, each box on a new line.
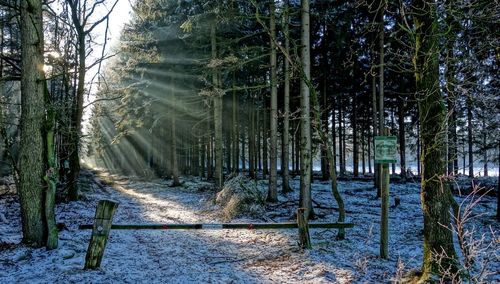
xmin=18 ymin=0 xmax=46 ymax=247
xmin=412 ymin=0 xmax=459 ymax=279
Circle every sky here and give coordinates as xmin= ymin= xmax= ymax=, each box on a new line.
xmin=106 ymin=0 xmax=133 ymax=50
xmin=81 ymin=0 xmax=132 ymax=137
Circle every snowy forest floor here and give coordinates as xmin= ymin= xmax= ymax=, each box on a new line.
xmin=1 ymin=170 xmax=499 ymax=283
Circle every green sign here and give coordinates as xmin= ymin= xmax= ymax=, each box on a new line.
xmin=374 ymin=136 xmax=397 ymax=164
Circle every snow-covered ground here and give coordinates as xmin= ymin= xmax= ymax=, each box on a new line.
xmin=1 ymin=172 xmax=498 ymax=283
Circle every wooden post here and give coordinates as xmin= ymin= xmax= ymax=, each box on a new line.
xmin=84 ymin=200 xmax=119 ymax=269
xmin=380 ymin=128 xmax=390 ymax=259
xmin=297 ymin=208 xmax=311 ymax=249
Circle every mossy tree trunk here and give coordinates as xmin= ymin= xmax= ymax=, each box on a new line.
xmin=412 ymin=0 xmax=459 ymax=280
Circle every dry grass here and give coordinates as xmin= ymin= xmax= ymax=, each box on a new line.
xmin=215 ymin=174 xmax=266 ymax=221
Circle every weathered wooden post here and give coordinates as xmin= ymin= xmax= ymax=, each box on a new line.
xmin=84 ymin=199 xmax=119 ymax=269
xmin=375 ymin=128 xmax=394 ymax=259
xmin=297 ymin=208 xmax=311 ymax=249
xmin=380 ymin=155 xmax=390 ymax=259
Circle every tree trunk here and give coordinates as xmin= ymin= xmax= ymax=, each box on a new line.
xmin=207 ymin=129 xmax=213 ymax=179
xmin=268 ymin=0 xmax=278 ymax=202
xmin=413 ymin=0 xmax=459 ymax=279
xmin=200 ymin=134 xmax=206 ymax=178
xmin=67 ymin=13 xmax=87 ymax=201
xmin=482 ymin=118 xmax=488 ymax=176
xmin=371 ymin=65 xmax=378 ymax=186
xmin=338 ymin=95 xmax=344 ymax=176
xmin=377 ymin=2 xmax=385 ymax=198
xmin=171 ymin=115 xmax=181 ymax=186
xmin=497 ymin=141 xmax=499 ymax=222
xmin=211 ymin=24 xmax=223 ymax=188
xmin=257 ymin=105 xmax=261 ymax=172
xmin=249 ymin=99 xmax=256 ymax=179
xmin=352 ymin=92 xmax=358 ymax=177
xmin=368 ymin=131 xmax=372 ymax=174
xmin=467 ymin=96 xmax=474 ymax=177
xmin=44 ymin=82 xmax=58 ymax=250
xmin=331 ymin=97 xmax=337 ymax=173
xmin=241 ymin=129 xmax=246 ymax=171
xmin=232 ymin=74 xmax=239 ymax=173
xmin=281 ymin=0 xmax=292 ymax=193
xmin=262 ymin=97 xmax=268 ymax=177
xmin=299 ymin=0 xmax=312 ymax=218
xmin=361 ymin=127 xmax=366 ymax=176
xmin=398 ymin=98 xmax=406 ymax=182
xmin=417 ymin=121 xmax=421 ymax=176
xmin=321 ymin=84 xmax=329 ymax=181
xmin=19 ymin=0 xmax=47 ymax=247
xmin=391 ymin=110 xmax=396 ymax=175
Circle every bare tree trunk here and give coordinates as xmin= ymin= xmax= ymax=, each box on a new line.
xmin=497 ymin=141 xmax=500 ymax=222
xmin=241 ymin=129 xmax=246 ymax=171
xmin=282 ymin=0 xmax=292 ymax=193
xmin=352 ymin=91 xmax=358 ymax=177
xmin=417 ymin=120 xmax=421 ymax=176
xmin=232 ymin=73 xmax=239 ymax=173
xmin=19 ymin=0 xmax=47 ymax=247
xmin=331 ymin=98 xmax=337 ymax=173
xmin=211 ymin=24 xmax=223 ymax=188
xmin=321 ymin=83 xmax=329 ymax=181
xmin=482 ymin=118 xmax=488 ymax=176
xmin=257 ymin=105 xmax=261 ymax=172
xmin=362 ymin=127 xmax=366 ymax=176
xmin=299 ymin=0 xmax=312 ymax=218
xmin=267 ymin=0 xmax=278 ymax=202
xmin=412 ymin=0 xmax=459 ymax=278
xmin=398 ymin=98 xmax=406 ymax=182
xmin=371 ymin=66 xmax=378 ymax=185
xmin=171 ymin=113 xmax=181 ymax=186
xmin=377 ymin=2 xmax=385 ymax=197
xmin=338 ymin=95 xmax=344 ymax=176
xmin=467 ymin=96 xmax=474 ymax=177
xmin=368 ymin=132 xmax=372 ymax=174
xmin=249 ymin=99 xmax=256 ymax=179
xmin=262 ymin=97 xmax=268 ymax=177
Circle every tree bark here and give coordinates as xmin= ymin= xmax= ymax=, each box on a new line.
xmin=249 ymin=98 xmax=256 ymax=179
xmin=377 ymin=1 xmax=385 ymax=198
xmin=282 ymin=0 xmax=292 ymax=193
xmin=338 ymin=95 xmax=344 ymax=176
xmin=412 ymin=0 xmax=459 ymax=279
xmin=268 ymin=0 xmax=278 ymax=201
xmin=371 ymin=64 xmax=378 ymax=186
xmin=497 ymin=140 xmax=499 ymax=222
xmin=467 ymin=96 xmax=474 ymax=177
xmin=352 ymin=92 xmax=358 ymax=177
xmin=232 ymin=73 xmax=239 ymax=173
xmin=398 ymin=97 xmax=406 ymax=182
xmin=19 ymin=0 xmax=47 ymax=247
xmin=211 ymin=24 xmax=223 ymax=188
xmin=299 ymin=0 xmax=312 ymax=218
xmin=171 ymin=114 xmax=181 ymax=186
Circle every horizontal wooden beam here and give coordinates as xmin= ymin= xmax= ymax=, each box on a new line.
xmin=79 ymin=222 xmax=354 ymax=230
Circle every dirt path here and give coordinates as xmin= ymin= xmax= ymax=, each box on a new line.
xmin=95 ymin=177 xmax=331 ymax=283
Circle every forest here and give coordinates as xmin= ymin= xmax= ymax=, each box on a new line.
xmin=0 ymin=0 xmax=499 ymax=283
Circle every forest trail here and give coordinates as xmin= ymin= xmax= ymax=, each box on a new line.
xmin=1 ymin=171 xmax=498 ymax=283
xmin=86 ymin=175 xmax=349 ymax=283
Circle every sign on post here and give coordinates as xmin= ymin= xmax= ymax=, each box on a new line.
xmin=374 ymin=136 xmax=397 ymax=164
